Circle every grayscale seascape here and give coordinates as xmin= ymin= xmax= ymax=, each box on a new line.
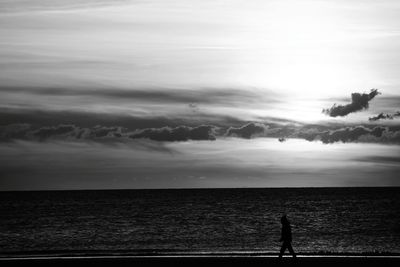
xmin=1 ymin=1 xmax=400 ymax=266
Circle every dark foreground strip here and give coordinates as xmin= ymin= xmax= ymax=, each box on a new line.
xmin=1 ymin=256 xmax=400 ymax=267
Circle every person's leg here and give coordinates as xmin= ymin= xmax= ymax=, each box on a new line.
xmin=287 ymin=242 xmax=296 ymax=258
xmin=278 ymin=242 xmax=287 ymax=258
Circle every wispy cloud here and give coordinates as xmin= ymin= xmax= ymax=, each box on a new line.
xmin=226 ymin=123 xmax=268 ymax=139
xmin=0 ymin=0 xmax=128 ymax=14
xmin=0 ymin=86 xmax=266 ymax=107
xmin=0 ymin=107 xmax=246 ymax=129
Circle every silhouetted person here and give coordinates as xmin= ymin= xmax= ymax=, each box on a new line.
xmin=278 ymin=215 xmax=296 ymax=259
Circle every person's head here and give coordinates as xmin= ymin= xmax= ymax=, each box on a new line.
xmin=281 ymin=215 xmax=289 ymax=225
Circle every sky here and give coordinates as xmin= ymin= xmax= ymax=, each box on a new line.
xmin=0 ymin=0 xmax=400 ymax=190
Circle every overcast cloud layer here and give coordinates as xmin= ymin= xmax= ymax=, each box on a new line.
xmin=1 ymin=139 xmax=399 ymax=190
xmin=1 ymin=0 xmax=400 ymax=190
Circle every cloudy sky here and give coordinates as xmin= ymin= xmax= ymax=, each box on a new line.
xmin=0 ymin=0 xmax=399 ymax=190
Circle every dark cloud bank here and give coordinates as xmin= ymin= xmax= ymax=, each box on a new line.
xmin=0 ymin=124 xmax=217 ymax=142
xmin=226 ymin=122 xmax=399 ymax=144
xmin=129 ymin=125 xmax=217 ymax=141
xmin=1 ymin=87 xmax=399 ymax=144
xmin=323 ymin=89 xmax=380 ymax=117
xmin=2 ymin=121 xmax=400 ymax=145
xmin=369 ymin=111 xmax=400 ymax=121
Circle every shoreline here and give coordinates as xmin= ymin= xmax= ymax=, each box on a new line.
xmin=1 ymin=250 xmax=400 ymax=258
xmin=2 ymin=251 xmax=400 ymax=259
xmin=1 ymin=251 xmax=400 ymax=257
xmin=2 ymin=254 xmax=400 ymax=259
xmin=1 ymin=254 xmax=400 ymax=267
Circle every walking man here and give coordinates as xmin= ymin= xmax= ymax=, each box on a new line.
xmin=278 ymin=215 xmax=297 ymax=259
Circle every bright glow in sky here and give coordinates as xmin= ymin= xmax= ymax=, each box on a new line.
xmin=1 ymin=0 xmax=400 ymax=122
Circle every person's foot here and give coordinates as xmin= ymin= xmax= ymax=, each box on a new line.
xmin=292 ymin=256 xmax=298 ymax=263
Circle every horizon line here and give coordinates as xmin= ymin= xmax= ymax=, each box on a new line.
xmin=1 ymin=185 xmax=399 ymax=193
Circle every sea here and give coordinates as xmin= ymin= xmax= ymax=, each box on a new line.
xmin=0 ymin=187 xmax=399 ymax=255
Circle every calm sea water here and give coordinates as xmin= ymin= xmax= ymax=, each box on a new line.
xmin=0 ymin=188 xmax=399 ymax=254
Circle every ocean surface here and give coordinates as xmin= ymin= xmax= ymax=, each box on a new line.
xmin=0 ymin=188 xmax=399 ymax=254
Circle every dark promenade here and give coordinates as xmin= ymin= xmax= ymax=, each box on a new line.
xmin=1 ymin=254 xmax=399 ymax=267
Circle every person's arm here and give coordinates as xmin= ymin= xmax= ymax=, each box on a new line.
xmin=288 ymin=225 xmax=292 ymax=242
